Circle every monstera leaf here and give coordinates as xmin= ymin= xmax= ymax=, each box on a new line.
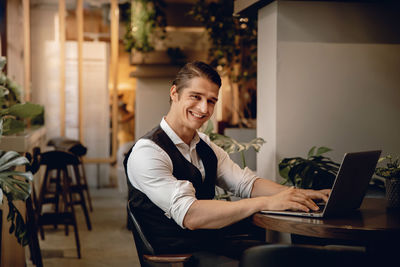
xmin=210 ymin=132 xmax=265 ymax=154
xmin=279 ymin=146 xmax=340 ymax=190
xmin=201 ymin=120 xmax=266 ymax=168
xmin=0 ymin=150 xmax=33 ymax=246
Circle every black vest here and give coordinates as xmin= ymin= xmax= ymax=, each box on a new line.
xmin=123 ymin=126 xmax=218 ymax=253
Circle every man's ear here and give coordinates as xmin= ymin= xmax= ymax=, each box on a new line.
xmin=170 ymin=85 xmax=178 ymax=102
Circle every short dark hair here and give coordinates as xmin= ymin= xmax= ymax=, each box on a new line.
xmin=170 ymin=61 xmax=221 ymax=103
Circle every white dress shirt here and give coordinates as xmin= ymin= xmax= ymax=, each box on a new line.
xmin=127 ymin=118 xmax=258 ymax=228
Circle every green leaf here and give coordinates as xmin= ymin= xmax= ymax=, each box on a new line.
xmin=202 ymin=120 xmax=214 ymax=136
xmin=316 ymin=147 xmax=332 ymax=156
xmin=0 ymin=56 xmax=6 ymax=71
xmin=279 ymin=146 xmax=339 ymax=189
xmin=6 ymin=200 xmax=29 ymax=246
xmin=8 ymin=102 xmax=44 ymax=119
xmin=1 ymin=118 xmax=25 ymax=135
xmin=279 ymin=166 xmax=290 ymax=180
xmin=0 ymin=85 xmax=8 ymax=97
xmin=0 ymin=150 xmax=29 ymax=171
xmin=0 ymin=170 xmax=33 ymax=182
xmin=307 ymin=146 xmax=316 ymax=158
xmin=0 ymin=175 xmax=31 ymax=201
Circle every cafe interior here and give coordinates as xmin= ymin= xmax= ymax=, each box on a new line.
xmin=0 ymin=0 xmax=399 ymax=266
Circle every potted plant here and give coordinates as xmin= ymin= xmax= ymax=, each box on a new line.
xmin=201 ymin=120 xmax=265 ymax=200
xmin=0 ymin=56 xmax=44 ymax=246
xmin=375 ymin=155 xmax=400 ymax=209
xmin=278 ymin=146 xmax=340 ymax=190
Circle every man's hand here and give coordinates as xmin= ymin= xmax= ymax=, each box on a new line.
xmin=261 ymin=187 xmax=331 ymax=212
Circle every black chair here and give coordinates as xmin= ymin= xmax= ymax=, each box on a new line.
xmin=240 ymin=244 xmax=369 ymax=267
xmin=127 ymin=199 xmax=192 ymax=267
xmin=36 ymin=150 xmax=86 ymax=258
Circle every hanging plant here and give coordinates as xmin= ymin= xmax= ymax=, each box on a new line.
xmin=122 ymin=0 xmax=167 ymax=53
xmin=189 ymin=0 xmax=258 ymax=125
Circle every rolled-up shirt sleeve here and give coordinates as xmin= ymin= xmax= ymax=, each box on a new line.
xmin=201 ymin=134 xmax=258 ymax=198
xmin=127 ymin=139 xmax=197 ymax=228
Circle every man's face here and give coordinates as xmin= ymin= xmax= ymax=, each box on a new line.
xmin=170 ymin=77 xmax=219 ymax=132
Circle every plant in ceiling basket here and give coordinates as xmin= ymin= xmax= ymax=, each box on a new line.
xmin=189 ymin=0 xmax=258 ymax=127
xmin=279 ymin=146 xmax=340 ymax=190
xmin=0 ymin=56 xmax=44 ymax=245
xmin=123 ymin=0 xmax=167 ymax=53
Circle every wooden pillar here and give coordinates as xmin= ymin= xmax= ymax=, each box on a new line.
xmin=6 ymin=0 xmax=24 ymax=88
xmin=23 ymin=0 xmax=30 ymax=102
xmin=110 ymin=0 xmax=119 ymax=163
xmin=76 ymin=0 xmax=84 ymax=142
xmin=59 ymin=0 xmax=66 ymax=136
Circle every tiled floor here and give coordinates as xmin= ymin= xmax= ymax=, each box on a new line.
xmin=26 ymin=187 xmax=140 ymax=267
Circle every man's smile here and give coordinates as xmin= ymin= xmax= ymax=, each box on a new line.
xmin=189 ymin=110 xmax=206 ymax=119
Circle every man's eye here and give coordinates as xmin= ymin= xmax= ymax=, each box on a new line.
xmin=191 ymin=95 xmax=200 ymax=100
xmin=208 ymin=100 xmax=216 ymax=105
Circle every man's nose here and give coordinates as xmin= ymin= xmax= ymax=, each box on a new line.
xmin=199 ymin=99 xmax=208 ymax=113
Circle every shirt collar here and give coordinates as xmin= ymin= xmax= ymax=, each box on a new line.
xmin=160 ymin=118 xmax=200 ymax=148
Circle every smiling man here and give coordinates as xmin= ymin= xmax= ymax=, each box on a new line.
xmin=124 ymin=61 xmax=329 ymax=264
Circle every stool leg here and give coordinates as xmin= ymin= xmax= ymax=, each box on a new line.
xmin=54 ymin=169 xmax=61 ymax=230
xmin=74 ymin=165 xmax=92 ymax=230
xmin=37 ymin=168 xmax=50 ymax=240
xmin=63 ymin=167 xmax=81 ymax=258
xmin=79 ymin=162 xmax=93 ymax=211
xmin=73 ymin=217 xmax=81 ymax=259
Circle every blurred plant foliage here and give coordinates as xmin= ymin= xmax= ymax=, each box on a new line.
xmin=189 ymin=0 xmax=258 ymax=123
xmin=189 ymin=0 xmax=257 ymax=82
xmin=0 ymin=150 xmax=33 ymax=246
xmin=122 ymin=0 xmax=167 ymax=53
xmin=201 ymin=120 xmax=265 ymax=200
xmin=201 ymin=120 xmax=265 ymax=169
xmin=0 ymin=56 xmax=44 ymax=135
xmin=375 ymin=155 xmax=400 ymax=180
xmin=279 ymin=146 xmax=340 ymax=190
xmin=0 ymin=56 xmax=42 ymax=246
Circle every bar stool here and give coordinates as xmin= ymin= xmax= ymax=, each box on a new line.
xmin=47 ymin=137 xmax=93 ymax=212
xmin=36 ymin=150 xmax=88 ymax=258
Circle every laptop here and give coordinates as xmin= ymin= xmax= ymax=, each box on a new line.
xmin=261 ymin=150 xmax=381 ymax=218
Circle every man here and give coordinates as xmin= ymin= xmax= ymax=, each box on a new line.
xmin=124 ymin=61 xmax=329 ymax=260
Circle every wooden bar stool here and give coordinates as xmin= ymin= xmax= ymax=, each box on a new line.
xmin=47 ymin=137 xmax=93 ymax=212
xmin=36 ymin=150 xmax=89 ymax=258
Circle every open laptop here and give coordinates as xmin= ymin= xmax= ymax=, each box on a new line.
xmin=261 ymin=150 xmax=381 ymax=218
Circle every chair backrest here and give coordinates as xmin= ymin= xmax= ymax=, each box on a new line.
xmin=127 ymin=199 xmax=155 ymax=266
xmin=240 ymin=244 xmax=368 ymax=267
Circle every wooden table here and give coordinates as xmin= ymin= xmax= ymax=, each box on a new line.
xmin=253 ymin=198 xmax=400 ymax=248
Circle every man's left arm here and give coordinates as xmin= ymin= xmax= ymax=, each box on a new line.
xmin=251 ymin=178 xmax=330 ymax=202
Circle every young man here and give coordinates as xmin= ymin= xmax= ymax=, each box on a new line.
xmin=124 ymin=61 xmax=329 ymax=259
